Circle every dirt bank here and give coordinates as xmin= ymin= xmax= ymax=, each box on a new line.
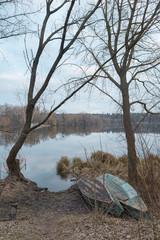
xmin=0 ymin=178 xmax=159 ymax=240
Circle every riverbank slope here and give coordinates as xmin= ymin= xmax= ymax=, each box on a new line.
xmin=0 ymin=178 xmax=159 ymax=240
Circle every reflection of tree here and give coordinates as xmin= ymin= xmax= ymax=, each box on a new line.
xmin=0 ymin=127 xmax=56 ymax=147
xmin=1 ymin=106 xmax=160 ymax=136
xmin=0 ymin=121 xmax=159 ymax=147
xmin=25 ymin=128 xmax=57 ymax=147
xmin=0 ymin=131 xmax=20 ymax=147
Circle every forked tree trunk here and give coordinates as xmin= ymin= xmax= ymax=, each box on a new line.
xmin=121 ymin=77 xmax=139 ymax=186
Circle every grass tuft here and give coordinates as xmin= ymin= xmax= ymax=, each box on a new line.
xmin=56 ymin=156 xmax=70 ymax=179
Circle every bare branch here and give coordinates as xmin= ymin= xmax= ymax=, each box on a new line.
xmin=32 ymin=0 xmax=102 ymax=104
xmin=131 ymin=100 xmax=160 ymax=115
xmin=60 ymin=0 xmax=76 ymax=51
xmin=88 ymin=82 xmax=122 ymax=107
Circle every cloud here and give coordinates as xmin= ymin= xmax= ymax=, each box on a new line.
xmin=0 ymin=73 xmax=24 ymax=90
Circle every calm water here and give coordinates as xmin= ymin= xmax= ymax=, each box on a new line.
xmin=0 ymin=129 xmax=160 ymax=191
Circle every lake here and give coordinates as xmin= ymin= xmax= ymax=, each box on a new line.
xmin=0 ymin=128 xmax=160 ymax=191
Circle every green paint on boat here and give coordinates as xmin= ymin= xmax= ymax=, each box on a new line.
xmin=97 ymin=174 xmax=150 ymax=220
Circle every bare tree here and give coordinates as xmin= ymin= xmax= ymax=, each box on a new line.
xmin=78 ymin=0 xmax=160 ymax=185
xmin=0 ymin=0 xmax=35 ymax=41
xmin=6 ymin=0 xmax=102 ymax=179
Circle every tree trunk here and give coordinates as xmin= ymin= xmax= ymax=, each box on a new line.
xmin=6 ymin=105 xmax=33 ymax=179
xmin=6 ymin=131 xmax=28 ymax=179
xmin=121 ymin=76 xmax=139 ymax=186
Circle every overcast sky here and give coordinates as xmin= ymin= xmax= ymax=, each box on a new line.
xmin=0 ymin=1 xmax=119 ymax=114
xmin=0 ymin=37 xmax=118 ymax=114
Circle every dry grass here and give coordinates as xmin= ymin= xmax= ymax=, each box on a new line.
xmin=72 ymin=157 xmax=86 ymax=170
xmin=57 ymin=151 xmax=160 ymax=185
xmin=0 ymin=153 xmax=160 ymax=240
xmin=56 ymin=156 xmax=70 ymax=179
xmin=57 ymin=151 xmax=128 ymax=179
xmin=57 ymin=150 xmax=160 ymax=214
xmin=137 ymin=154 xmax=160 ymax=209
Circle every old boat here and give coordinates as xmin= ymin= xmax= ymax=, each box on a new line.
xmin=97 ymin=174 xmax=150 ymax=220
xmin=78 ymin=177 xmax=124 ymax=217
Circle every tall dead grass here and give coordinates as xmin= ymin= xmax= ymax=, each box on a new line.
xmin=57 ymin=150 xmax=160 ymax=209
xmin=57 ymin=150 xmax=160 ymax=238
xmin=137 ymin=154 xmax=160 ymax=208
xmin=56 ymin=156 xmax=70 ymax=179
xmin=57 ymin=151 xmax=128 ymax=179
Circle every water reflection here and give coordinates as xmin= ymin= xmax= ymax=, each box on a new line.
xmin=0 ymin=122 xmax=159 ymax=147
xmin=0 ymin=126 xmax=160 ymax=191
xmin=0 ymin=127 xmax=56 ymax=147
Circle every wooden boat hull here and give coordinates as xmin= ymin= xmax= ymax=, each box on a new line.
xmin=78 ymin=177 xmax=124 ymax=217
xmin=97 ymin=174 xmax=150 ymax=220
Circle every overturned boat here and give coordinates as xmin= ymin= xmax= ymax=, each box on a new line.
xmin=97 ymin=174 xmax=150 ymax=220
xmin=78 ymin=177 xmax=124 ymax=217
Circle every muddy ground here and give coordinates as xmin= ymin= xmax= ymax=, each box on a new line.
xmin=0 ymin=178 xmax=160 ymax=240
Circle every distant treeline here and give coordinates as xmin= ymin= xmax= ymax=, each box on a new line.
xmin=0 ymin=104 xmax=160 ymax=133
xmin=54 ymin=113 xmax=160 ymax=133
